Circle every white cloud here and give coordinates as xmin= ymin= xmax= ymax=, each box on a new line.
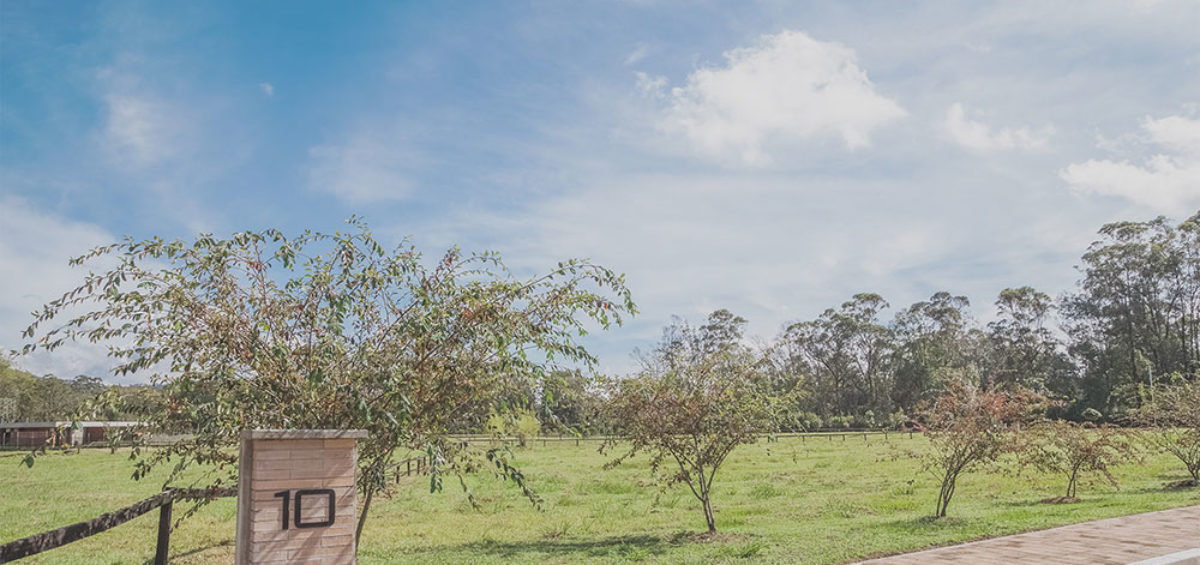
xmin=634 ymin=71 xmax=667 ymax=97
xmin=624 ymin=44 xmax=649 ymax=66
xmin=1062 ymin=113 xmax=1200 ymax=213
xmin=646 ymin=30 xmax=906 ymax=166
xmin=943 ymin=103 xmax=1054 ymax=151
xmin=102 ymin=92 xmax=186 ymax=169
xmin=308 ymin=132 xmax=419 ymax=203
xmin=94 ymin=64 xmax=211 ymax=180
xmin=440 ymin=169 xmax=1072 ymax=375
xmin=260 ymin=82 xmax=274 ymax=96
xmin=0 ymin=198 xmax=123 ymax=381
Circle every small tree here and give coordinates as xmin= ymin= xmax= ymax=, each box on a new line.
xmin=1131 ymin=379 xmax=1200 ymax=486
xmin=914 ymin=379 xmax=1032 ymax=517
xmin=603 ymin=312 xmax=775 ymax=533
xmin=20 ymin=221 xmax=635 ymax=541
xmin=1018 ymin=420 xmax=1138 ymax=500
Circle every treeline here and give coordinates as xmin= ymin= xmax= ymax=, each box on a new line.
xmin=475 ymin=211 xmax=1200 ymax=434
xmin=0 ymin=358 xmax=149 ymax=422
xmin=768 ymin=211 xmax=1199 ymax=424
xmin=0 ymin=358 xmax=104 ymax=422
xmin=5 ymin=211 xmax=1198 ymax=432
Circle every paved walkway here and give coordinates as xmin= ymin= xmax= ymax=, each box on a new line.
xmin=851 ymin=505 xmax=1200 ymax=565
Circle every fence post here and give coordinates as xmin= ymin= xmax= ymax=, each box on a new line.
xmin=154 ymin=499 xmax=173 ymax=565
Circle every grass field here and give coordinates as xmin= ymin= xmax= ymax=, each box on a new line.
xmin=2 ymin=433 xmax=1198 ymax=564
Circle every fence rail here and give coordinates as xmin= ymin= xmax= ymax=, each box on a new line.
xmin=442 ymin=428 xmax=917 ymax=447
xmin=0 ymin=487 xmax=235 ymax=564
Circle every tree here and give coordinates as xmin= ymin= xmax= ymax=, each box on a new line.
xmin=1130 ymin=378 xmax=1200 ymax=486
xmin=891 ymin=292 xmax=978 ymax=412
xmin=0 ymin=358 xmax=124 ymax=422
xmin=1017 ymin=420 xmax=1137 ymax=501
xmin=1063 ymin=212 xmax=1200 ymax=417
xmin=777 ymin=294 xmax=894 ymax=418
xmin=986 ymin=287 xmax=1077 ymax=400
xmin=914 ymin=380 xmax=1032 ymax=517
xmin=20 ymin=221 xmax=636 ymax=542
xmin=537 ymin=370 xmax=609 ymax=435
xmin=603 ymin=311 xmax=775 ymax=533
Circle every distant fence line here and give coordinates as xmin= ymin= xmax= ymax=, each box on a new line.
xmin=0 ymin=428 xmax=919 ymax=454
xmin=442 ymin=428 xmax=919 ymax=448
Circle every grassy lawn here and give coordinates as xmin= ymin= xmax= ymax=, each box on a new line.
xmin=2 ymin=434 xmax=1198 ymax=564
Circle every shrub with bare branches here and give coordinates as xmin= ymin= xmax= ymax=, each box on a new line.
xmin=912 ymin=380 xmax=1035 ymax=517
xmin=1017 ymin=420 xmax=1138 ymax=501
xmin=1130 ymin=379 xmax=1200 ymax=486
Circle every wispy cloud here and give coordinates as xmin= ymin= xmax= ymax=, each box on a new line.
xmin=643 ymin=30 xmax=906 ymax=166
xmin=0 ymin=197 xmax=122 ymax=380
xmin=99 ymin=74 xmax=191 ymax=170
xmin=624 ymin=43 xmax=649 ymax=66
xmin=259 ymin=82 xmax=274 ymax=97
xmin=1062 ymin=113 xmax=1200 ymax=213
xmin=943 ymin=103 xmax=1053 ymax=152
xmin=307 ymin=130 xmax=421 ymax=203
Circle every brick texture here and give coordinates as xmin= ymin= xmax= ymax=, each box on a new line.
xmin=849 ymin=505 xmax=1200 ymax=565
xmin=236 ymin=432 xmax=364 ymax=565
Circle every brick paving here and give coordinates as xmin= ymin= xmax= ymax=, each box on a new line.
xmin=850 ymin=505 xmax=1200 ymax=565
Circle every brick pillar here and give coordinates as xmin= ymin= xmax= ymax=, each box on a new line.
xmin=235 ymin=429 xmax=368 ymax=565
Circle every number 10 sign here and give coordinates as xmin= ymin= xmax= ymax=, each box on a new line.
xmin=235 ymin=429 xmax=367 ymax=565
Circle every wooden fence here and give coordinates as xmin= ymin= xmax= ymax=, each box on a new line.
xmin=0 ymin=487 xmax=235 ymax=564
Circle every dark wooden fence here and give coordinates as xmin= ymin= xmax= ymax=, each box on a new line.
xmin=0 ymin=487 xmax=235 ymax=564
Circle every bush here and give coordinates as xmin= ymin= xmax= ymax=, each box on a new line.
xmin=486 ymin=409 xmax=542 ymax=448
xmin=826 ymin=415 xmax=852 ymax=429
xmin=1017 ymin=421 xmax=1138 ymax=499
xmin=797 ymin=412 xmax=823 ymax=431
xmin=1130 ymin=379 xmax=1200 ymax=486
xmin=910 ymin=380 xmax=1035 ymax=517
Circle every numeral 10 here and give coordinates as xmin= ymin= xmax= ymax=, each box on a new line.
xmin=272 ymin=488 xmax=336 ymax=530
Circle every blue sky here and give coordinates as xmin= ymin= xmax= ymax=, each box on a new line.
xmin=3 ymin=1 xmax=1199 ymax=383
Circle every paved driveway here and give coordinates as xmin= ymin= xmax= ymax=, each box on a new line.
xmin=850 ymin=505 xmax=1200 ymax=565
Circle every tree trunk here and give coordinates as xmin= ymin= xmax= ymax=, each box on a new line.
xmin=936 ymin=470 xmax=958 ymax=518
xmin=355 ymin=485 xmax=374 ymax=548
xmin=702 ymin=496 xmax=716 ymax=533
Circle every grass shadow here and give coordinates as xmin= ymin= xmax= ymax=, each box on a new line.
xmin=455 ymin=534 xmax=682 ymax=560
xmin=140 ymin=539 xmax=233 ymax=564
xmin=1124 ymin=481 xmax=1199 ymax=495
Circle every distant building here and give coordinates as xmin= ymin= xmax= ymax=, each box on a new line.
xmin=0 ymin=421 xmax=142 ymax=447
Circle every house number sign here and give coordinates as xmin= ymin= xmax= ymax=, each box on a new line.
xmin=235 ymin=429 xmax=367 ymax=565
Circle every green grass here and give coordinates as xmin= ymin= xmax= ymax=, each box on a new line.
xmin=2 ymin=435 xmax=1198 ymax=564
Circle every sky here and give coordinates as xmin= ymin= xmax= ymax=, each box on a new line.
xmin=2 ymin=1 xmax=1199 ymax=384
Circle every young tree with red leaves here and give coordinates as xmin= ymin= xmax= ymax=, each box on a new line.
xmin=915 ymin=380 xmax=1034 ymax=517
xmin=1131 ymin=379 xmax=1200 ymax=486
xmin=1018 ymin=420 xmax=1138 ymax=501
xmin=603 ymin=311 xmax=776 ymax=533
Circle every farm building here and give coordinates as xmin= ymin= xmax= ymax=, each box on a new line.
xmin=0 ymin=421 xmax=141 ymax=448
